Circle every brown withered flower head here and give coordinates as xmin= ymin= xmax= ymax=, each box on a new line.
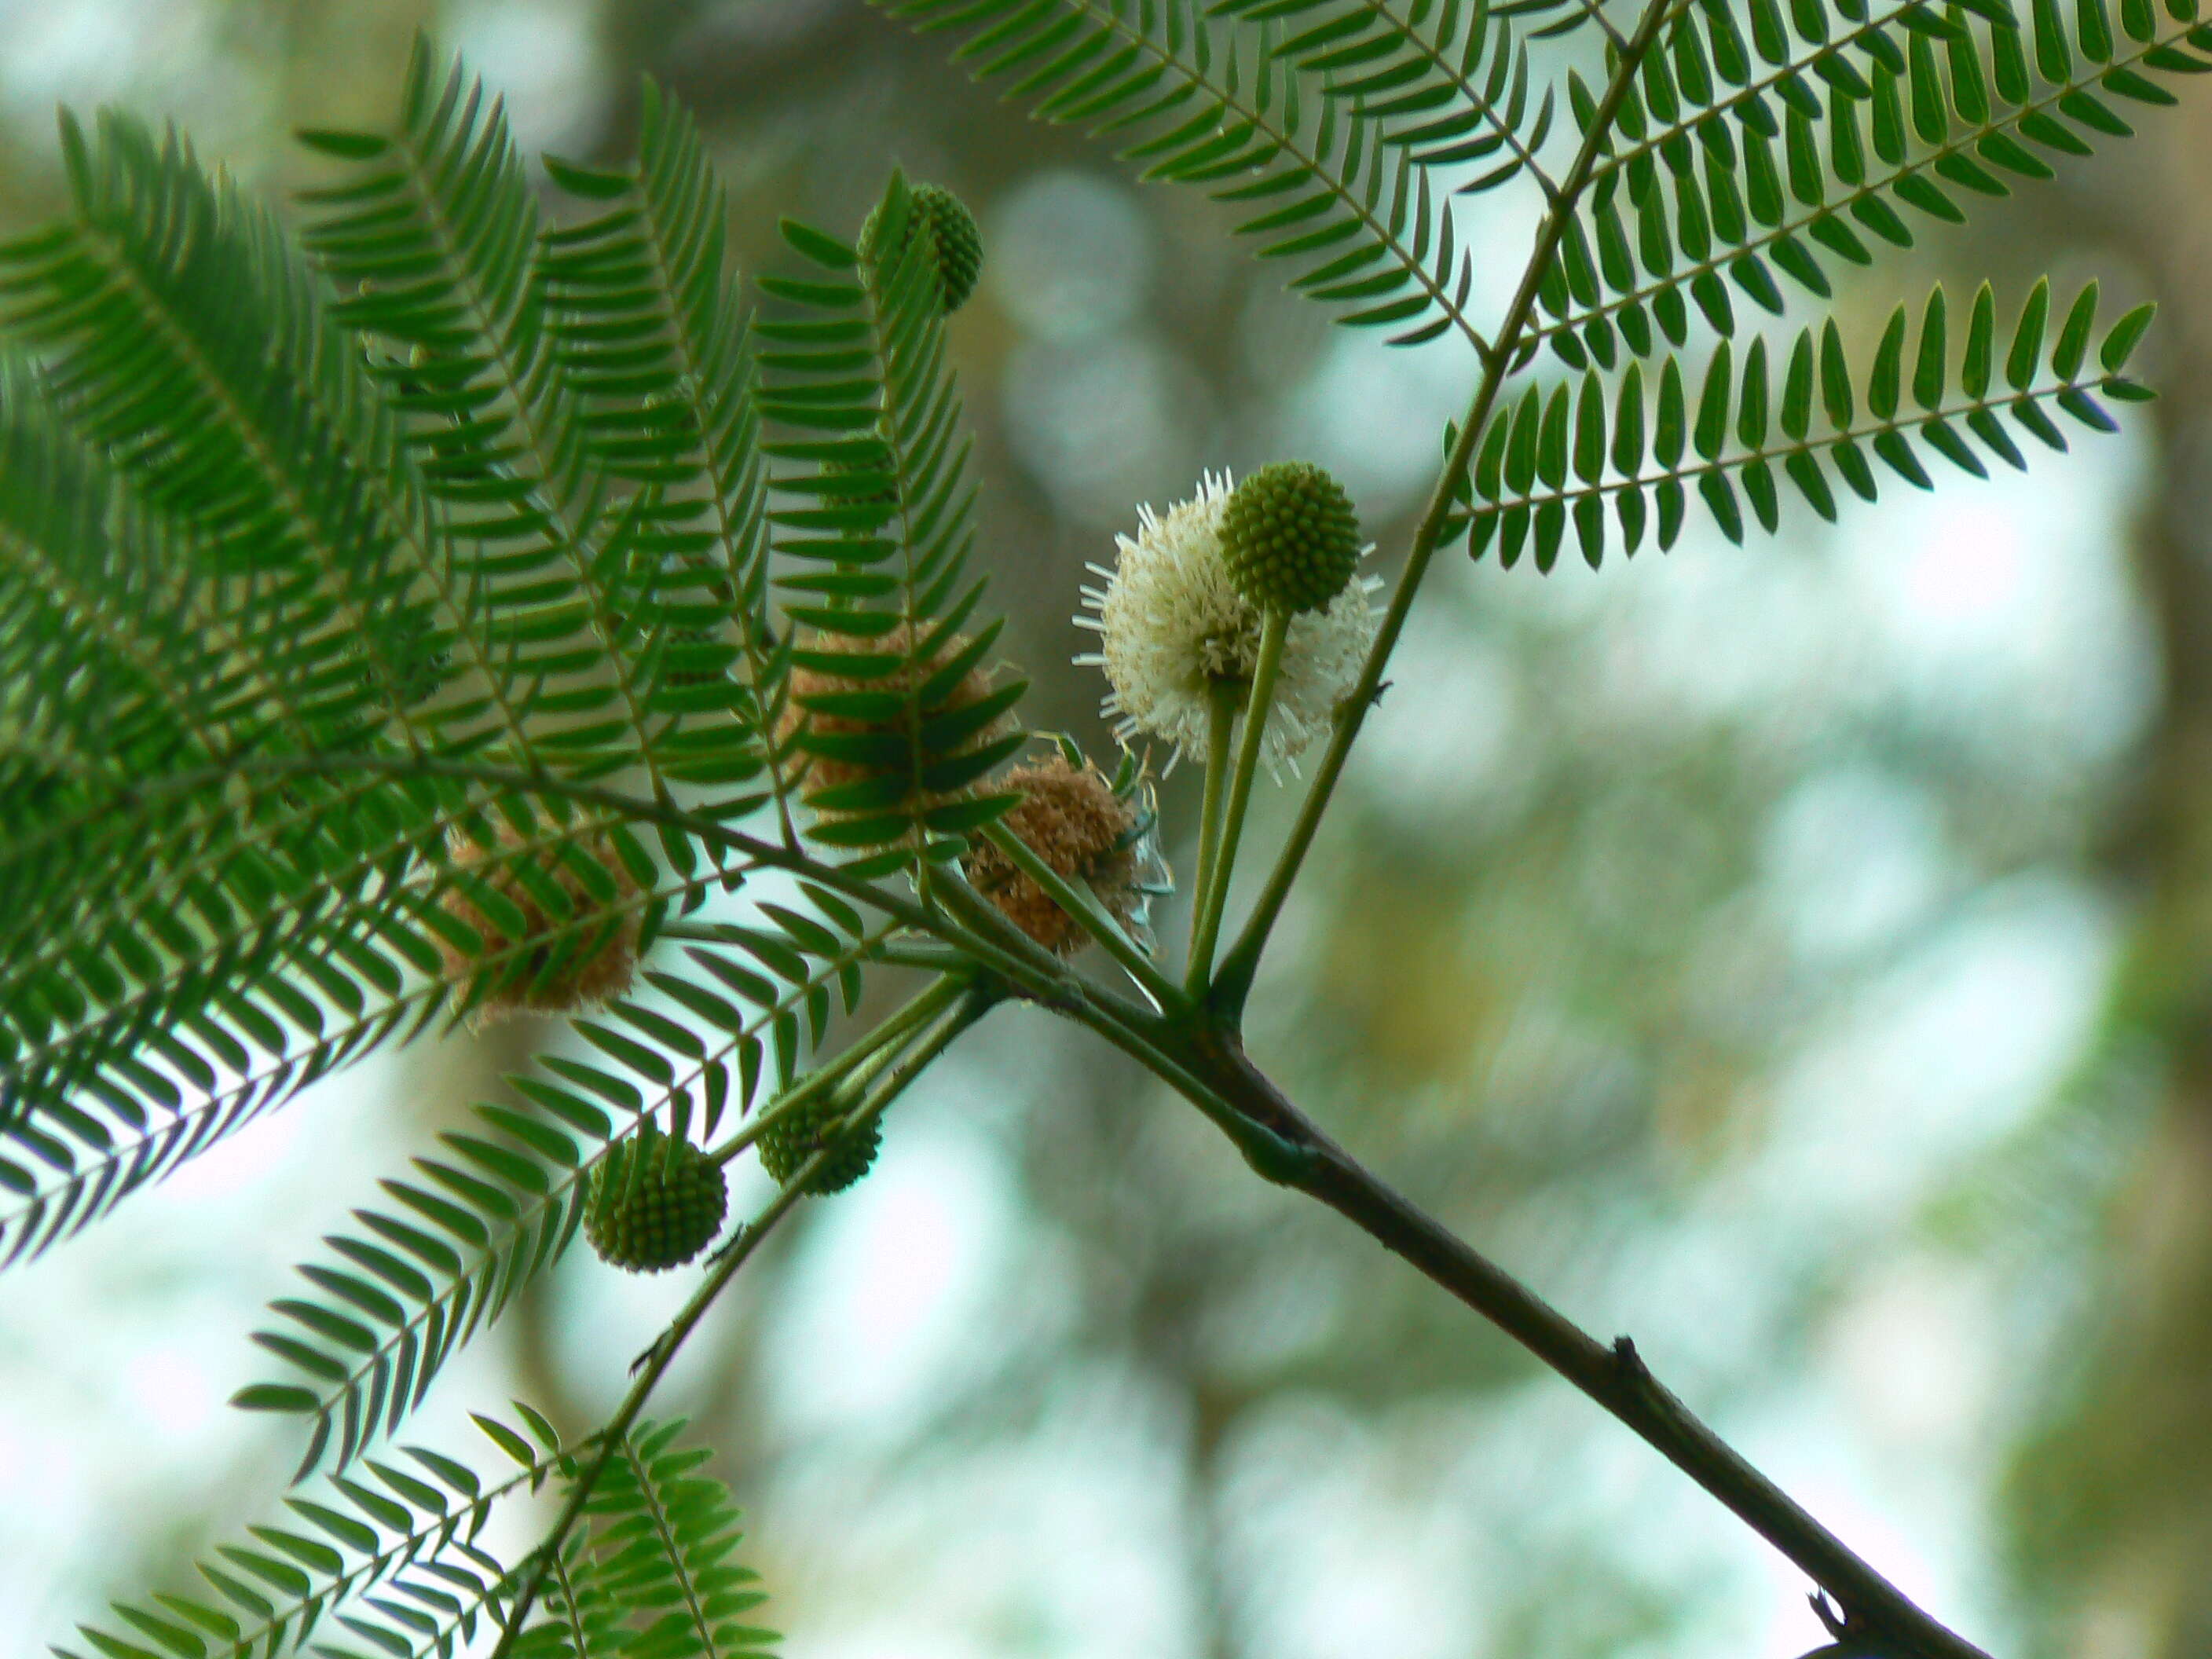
xmin=436 ymin=808 xmax=643 ymax=1021
xmin=961 ymin=754 xmax=1144 ymax=955
xmin=777 ymin=622 xmax=1009 ymax=819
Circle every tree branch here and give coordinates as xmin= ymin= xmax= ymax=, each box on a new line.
xmin=1168 ymin=1026 xmax=1994 ymax=1659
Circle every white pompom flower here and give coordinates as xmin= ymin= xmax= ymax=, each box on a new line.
xmin=1074 ymin=471 xmax=1378 ymax=772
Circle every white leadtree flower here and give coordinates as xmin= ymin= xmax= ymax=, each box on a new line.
xmin=1075 ymin=471 xmax=1377 ymax=772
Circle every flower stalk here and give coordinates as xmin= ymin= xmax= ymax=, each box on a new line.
xmin=705 ymin=972 xmax=970 ymax=1166
xmin=1210 ymin=0 xmax=1697 ymax=1022
xmin=1187 ymin=606 xmax=1287 ymax=994
xmin=1187 ymin=676 xmax=1241 ymax=980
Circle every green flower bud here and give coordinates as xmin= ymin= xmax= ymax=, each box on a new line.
xmin=756 ymin=1094 xmax=882 ymax=1195
xmin=1218 ymin=461 xmax=1363 ymax=615
xmin=584 ymin=1126 xmax=728 ymax=1273
xmin=862 ymin=182 xmax=983 ymax=313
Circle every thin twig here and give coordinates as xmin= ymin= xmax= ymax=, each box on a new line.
xmin=1186 ymin=678 xmax=1240 ymax=980
xmin=704 ymin=973 xmax=966 ymax=1165
xmin=1188 ymin=609 xmax=1287 ymax=994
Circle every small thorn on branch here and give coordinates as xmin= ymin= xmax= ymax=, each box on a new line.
xmin=708 ymin=1221 xmax=756 ymax=1266
xmin=1811 ymin=1591 xmax=1850 ymax=1639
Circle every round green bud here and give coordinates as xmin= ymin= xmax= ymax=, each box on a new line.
xmin=1218 ymin=461 xmax=1364 ymax=615
xmin=756 ymin=1094 xmax=882 ymax=1196
xmin=584 ymin=1126 xmax=728 ymax=1273
xmin=861 ymin=183 xmax=983 ymax=314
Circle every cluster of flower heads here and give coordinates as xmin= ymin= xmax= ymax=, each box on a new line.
xmin=433 ymin=178 xmax=1372 ymax=1238
xmin=1077 ymin=469 xmax=1377 ymax=774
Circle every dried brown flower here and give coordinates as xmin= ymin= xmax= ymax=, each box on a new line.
xmin=435 ymin=810 xmax=643 ymax=1020
xmin=777 ymin=623 xmax=1008 ymax=815
xmin=961 ymin=756 xmax=1140 ymax=955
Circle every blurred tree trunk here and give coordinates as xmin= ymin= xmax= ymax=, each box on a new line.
xmin=2005 ymin=90 xmax=2212 ymax=1659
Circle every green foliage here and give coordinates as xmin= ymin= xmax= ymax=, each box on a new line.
xmin=57 ymin=1405 xmax=575 ymax=1659
xmin=1457 ymin=277 xmax=2152 ymax=569
xmin=870 ymin=0 xmax=1501 ymax=346
xmin=759 ymin=185 xmax=1029 ymax=859
xmin=58 ymin=1411 xmax=771 ymax=1659
xmin=522 ymin=1422 xmax=778 ymax=1659
xmin=237 ymin=890 xmax=884 ymax=1477
xmin=0 ymin=38 xmax=1020 ymax=1265
xmin=4 ymin=0 xmax=2195 ymax=1641
xmin=1525 ymin=0 xmax=2209 ymax=372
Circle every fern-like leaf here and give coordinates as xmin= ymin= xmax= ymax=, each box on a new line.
xmin=520 ymin=1420 xmax=778 ymax=1659
xmin=1456 ymin=278 xmax=2152 ymax=569
xmin=760 ymin=177 xmax=1029 ymax=862
xmin=1529 ymin=0 xmax=2206 ymax=371
xmin=875 ymin=0 xmax=1486 ymax=347
xmin=55 ymin=1407 xmax=579 ymax=1659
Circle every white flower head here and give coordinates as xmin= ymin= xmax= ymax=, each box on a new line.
xmin=1074 ymin=471 xmax=1378 ymax=772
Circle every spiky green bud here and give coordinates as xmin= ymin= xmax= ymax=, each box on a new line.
xmin=1218 ymin=462 xmax=1363 ymax=615
xmin=584 ymin=1126 xmax=727 ymax=1273
xmin=862 ymin=182 xmax=983 ymax=313
xmin=756 ymin=1094 xmax=882 ymax=1195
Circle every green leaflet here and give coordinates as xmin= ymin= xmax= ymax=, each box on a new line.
xmin=760 ymin=178 xmax=1028 ymax=860
xmin=524 ymin=1421 xmax=779 ymax=1659
xmin=872 ymin=0 xmax=1491 ymax=347
xmin=1462 ymin=280 xmax=2152 ymax=570
xmin=0 ymin=49 xmax=1028 ymax=1270
xmin=56 ymin=1406 xmax=574 ymax=1659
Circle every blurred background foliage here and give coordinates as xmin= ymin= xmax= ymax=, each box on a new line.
xmin=2 ymin=0 xmax=2210 ymax=1655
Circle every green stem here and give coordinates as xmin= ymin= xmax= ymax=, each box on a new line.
xmin=705 ymin=974 xmax=968 ymax=1166
xmin=1188 ymin=608 xmax=1288 ymax=996
xmin=976 ymin=819 xmax=1187 ymax=1012
xmin=1209 ymin=0 xmax=1692 ymax=1020
xmin=1186 ymin=677 xmax=1241 ymax=980
xmin=490 ymin=981 xmax=998 ymax=1654
xmin=867 ymin=941 xmax=975 ymax=972
xmin=932 ymin=863 xmax=1095 ymax=989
